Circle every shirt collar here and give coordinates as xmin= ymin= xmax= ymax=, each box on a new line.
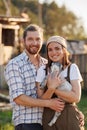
xmin=24 ymin=50 xmax=47 ymax=66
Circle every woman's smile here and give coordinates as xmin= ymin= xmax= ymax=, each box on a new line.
xmin=48 ymin=42 xmax=64 ymax=62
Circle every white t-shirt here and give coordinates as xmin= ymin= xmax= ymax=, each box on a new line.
xmin=60 ymin=63 xmax=83 ymax=82
xmin=36 ymin=63 xmax=83 ymax=83
xmin=36 ymin=65 xmax=46 ymax=83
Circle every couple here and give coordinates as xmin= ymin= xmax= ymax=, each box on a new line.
xmin=4 ymin=24 xmax=84 ymax=130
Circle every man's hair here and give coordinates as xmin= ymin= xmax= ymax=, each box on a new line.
xmin=23 ymin=24 xmax=43 ymax=39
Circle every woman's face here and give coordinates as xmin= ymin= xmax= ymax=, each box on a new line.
xmin=47 ymin=42 xmax=64 ymax=63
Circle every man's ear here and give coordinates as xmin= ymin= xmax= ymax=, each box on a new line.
xmin=21 ymin=37 xmax=24 ymax=43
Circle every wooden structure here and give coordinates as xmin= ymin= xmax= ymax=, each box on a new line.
xmin=71 ymin=54 xmax=87 ymax=90
xmin=0 ymin=15 xmax=29 ymax=88
xmin=0 ymin=15 xmax=29 ymax=65
xmin=67 ymin=40 xmax=87 ymax=90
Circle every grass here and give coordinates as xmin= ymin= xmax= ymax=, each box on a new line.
xmin=0 ymin=110 xmax=14 ymax=130
xmin=0 ymin=90 xmax=87 ymax=130
xmin=78 ymin=90 xmax=87 ymax=130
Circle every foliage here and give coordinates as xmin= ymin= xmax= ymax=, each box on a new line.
xmin=0 ymin=1 xmax=6 ymax=14
xmin=0 ymin=110 xmax=12 ymax=125
xmin=0 ymin=110 xmax=14 ymax=130
xmin=42 ymin=2 xmax=86 ymax=40
xmin=78 ymin=90 xmax=87 ymax=129
xmin=0 ymin=0 xmax=87 ymax=40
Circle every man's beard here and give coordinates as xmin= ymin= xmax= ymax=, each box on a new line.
xmin=26 ymin=45 xmax=41 ymax=55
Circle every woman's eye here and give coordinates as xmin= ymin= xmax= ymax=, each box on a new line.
xmin=55 ymin=47 xmax=62 ymax=51
xmin=48 ymin=49 xmax=52 ymax=52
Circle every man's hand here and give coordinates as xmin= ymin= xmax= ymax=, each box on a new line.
xmin=79 ymin=111 xmax=84 ymax=127
xmin=48 ymin=98 xmax=65 ymax=112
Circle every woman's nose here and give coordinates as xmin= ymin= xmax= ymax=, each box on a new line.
xmin=52 ymin=50 xmax=56 ymax=55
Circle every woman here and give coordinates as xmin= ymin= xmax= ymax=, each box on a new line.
xmin=36 ymin=36 xmax=84 ymax=130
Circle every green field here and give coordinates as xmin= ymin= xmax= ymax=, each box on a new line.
xmin=0 ymin=110 xmax=14 ymax=130
xmin=78 ymin=90 xmax=87 ymax=130
xmin=0 ymin=90 xmax=87 ymax=130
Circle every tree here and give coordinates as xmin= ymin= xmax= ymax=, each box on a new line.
xmin=3 ymin=0 xmax=11 ymax=16
xmin=42 ymin=2 xmax=87 ymax=40
xmin=0 ymin=0 xmax=87 ymax=40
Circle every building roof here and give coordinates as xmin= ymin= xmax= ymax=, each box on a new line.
xmin=0 ymin=15 xmax=30 ymax=25
xmin=67 ymin=40 xmax=87 ymax=54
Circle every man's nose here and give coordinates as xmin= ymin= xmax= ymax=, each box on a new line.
xmin=33 ymin=40 xmax=38 ymax=45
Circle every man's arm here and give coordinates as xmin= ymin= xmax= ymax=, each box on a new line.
xmin=14 ymin=94 xmax=64 ymax=112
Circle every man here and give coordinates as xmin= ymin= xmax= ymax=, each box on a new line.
xmin=4 ymin=24 xmax=64 ymax=130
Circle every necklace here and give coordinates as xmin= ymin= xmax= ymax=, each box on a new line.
xmin=30 ymin=57 xmax=39 ymax=69
xmin=33 ymin=62 xmax=39 ymax=70
xmin=25 ymin=49 xmax=39 ymax=68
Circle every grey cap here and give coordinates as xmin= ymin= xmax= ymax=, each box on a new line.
xmin=47 ymin=35 xmax=67 ymax=48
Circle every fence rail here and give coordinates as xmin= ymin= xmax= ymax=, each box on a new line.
xmin=71 ymin=54 xmax=87 ymax=90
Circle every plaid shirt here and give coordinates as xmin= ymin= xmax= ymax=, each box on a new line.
xmin=4 ymin=51 xmax=47 ymax=126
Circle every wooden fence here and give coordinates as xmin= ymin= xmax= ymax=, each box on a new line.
xmin=71 ymin=54 xmax=87 ymax=90
xmin=0 ymin=65 xmax=7 ymax=89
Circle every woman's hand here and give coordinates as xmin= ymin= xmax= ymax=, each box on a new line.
xmin=47 ymin=71 xmax=63 ymax=90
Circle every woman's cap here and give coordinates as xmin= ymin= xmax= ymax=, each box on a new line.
xmin=47 ymin=35 xmax=67 ymax=48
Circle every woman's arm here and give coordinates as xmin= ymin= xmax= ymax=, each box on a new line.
xmin=36 ymin=71 xmax=65 ymax=111
xmin=37 ymin=72 xmax=62 ymax=99
xmin=36 ymin=82 xmax=44 ymax=97
xmin=36 ymin=78 xmax=56 ymax=99
xmin=55 ymin=79 xmax=81 ymax=103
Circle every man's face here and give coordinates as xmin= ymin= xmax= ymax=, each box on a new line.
xmin=24 ymin=31 xmax=43 ymax=55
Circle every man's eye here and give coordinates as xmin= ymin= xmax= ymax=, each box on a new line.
xmin=28 ymin=38 xmax=33 ymax=41
xmin=36 ymin=38 xmax=41 ymax=42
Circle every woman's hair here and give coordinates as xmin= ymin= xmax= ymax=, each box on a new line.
xmin=46 ymin=45 xmax=71 ymax=74
xmin=62 ymin=47 xmax=71 ymax=67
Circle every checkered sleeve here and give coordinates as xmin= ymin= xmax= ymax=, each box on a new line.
xmin=4 ymin=60 xmax=25 ymax=100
